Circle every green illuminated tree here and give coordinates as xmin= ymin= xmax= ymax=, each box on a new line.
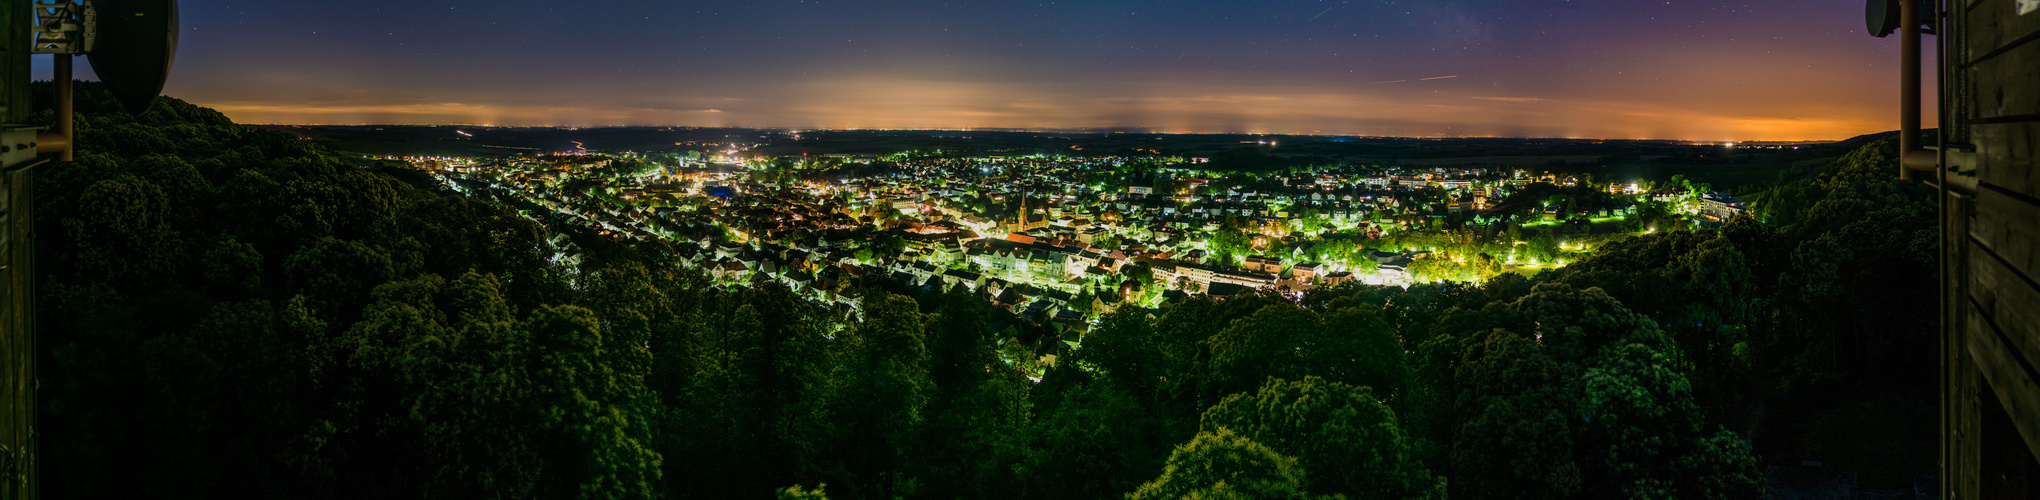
xmin=1129 ymin=428 xmax=1311 ymax=500
xmin=1202 ymin=376 xmax=1420 ymax=498
xmin=821 ymin=292 xmax=933 ymax=498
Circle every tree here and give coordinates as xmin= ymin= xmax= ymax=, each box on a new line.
xmin=1443 ymin=284 xmax=1760 ymax=499
xmin=1206 ymin=304 xmax=1317 ymax=398
xmin=1121 ymin=262 xmax=1154 ymax=285
xmin=822 ymin=292 xmax=933 ymax=498
xmin=1208 ymin=228 xmax=1251 ymax=262
xmin=1670 ymin=174 xmax=1712 ymax=196
xmin=1202 ymin=376 xmax=1421 ymax=498
xmin=61 ymin=174 xmax=183 ymax=292
xmin=523 ymin=304 xmax=663 ymax=499
xmin=25 ymin=78 xmax=1899 ymax=499
xmin=1008 ymin=381 xmax=1166 ymax=499
xmin=777 ymin=483 xmax=831 ymax=500
xmin=915 ymin=288 xmax=1035 ymax=499
xmin=1451 ymin=330 xmax=1583 ymax=499
xmin=202 ymin=236 xmax=265 ymax=299
xmin=1093 ymin=233 xmax=1123 ymax=250
xmin=284 ymin=236 xmax=396 ymax=326
xmin=1077 ymin=309 xmax=1164 ymax=398
xmin=871 ymin=233 xmax=908 ymax=258
xmin=1308 ymin=304 xmax=1406 ymax=397
xmin=1129 ymin=428 xmax=1312 ymax=500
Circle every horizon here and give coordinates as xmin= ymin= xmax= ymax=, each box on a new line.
xmin=244 ymin=121 xmax=1884 ymax=144
xmin=13 ymin=0 xmax=2024 ymax=495
xmin=36 ymin=0 xmax=1938 ymax=142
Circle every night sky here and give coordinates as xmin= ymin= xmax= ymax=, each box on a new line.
xmin=48 ymin=0 xmax=1937 ymax=141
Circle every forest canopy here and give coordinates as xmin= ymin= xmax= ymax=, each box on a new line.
xmin=33 ymin=84 xmax=1935 ymax=499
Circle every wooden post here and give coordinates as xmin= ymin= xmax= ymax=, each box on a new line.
xmin=53 ymin=56 xmax=70 ymax=162
xmin=1900 ymin=0 xmax=1921 ymax=180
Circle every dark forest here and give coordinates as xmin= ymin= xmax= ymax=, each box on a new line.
xmin=32 ymin=84 xmax=1937 ymax=499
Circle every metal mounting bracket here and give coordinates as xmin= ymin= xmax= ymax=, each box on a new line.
xmin=32 ymin=0 xmax=95 ymax=55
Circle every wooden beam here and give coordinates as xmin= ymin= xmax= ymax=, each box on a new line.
xmin=1944 ymin=192 xmax=1981 ymax=499
xmin=1974 ymin=186 xmax=2040 ymax=297
xmin=1964 ymin=300 xmax=2040 ymax=465
xmin=1967 ymin=38 xmax=2040 ymax=121
xmin=1976 ymin=122 xmax=2040 ymax=199
xmin=1964 ymin=0 xmax=2040 ymax=59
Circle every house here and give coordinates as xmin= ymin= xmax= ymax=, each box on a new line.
xmin=1078 ymin=226 xmax=1108 ymax=245
xmin=942 ymin=269 xmax=985 ymax=290
xmin=1022 ymin=299 xmax=1059 ymax=324
xmin=715 ymin=261 xmax=752 ymax=281
xmin=1272 ymin=279 xmax=1315 ymax=293
xmin=1700 ymin=192 xmax=1746 ymax=221
xmin=1053 ymin=309 xmax=1088 ymax=331
xmin=1207 ymin=282 xmax=1252 ymax=298
xmin=1291 ymin=262 xmax=1323 ymax=281
xmin=1092 ymin=290 xmax=1123 ymax=316
xmin=960 ymin=215 xmax=995 ymax=233
xmin=1650 ymin=188 xmax=1691 ymax=203
xmin=1377 ymin=262 xmax=1409 ymax=277
xmin=782 ymin=270 xmax=816 ymax=290
xmin=885 ymin=271 xmax=916 ymax=288
xmin=891 ymin=198 xmax=920 ymax=213
xmin=1243 ymin=255 xmax=1283 ymax=274
xmin=1322 ymin=271 xmax=1354 ymax=286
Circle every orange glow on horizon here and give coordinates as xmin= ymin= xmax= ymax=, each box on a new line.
xmin=200 ymin=52 xmax=1933 ymax=142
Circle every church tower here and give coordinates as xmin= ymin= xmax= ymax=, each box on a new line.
xmin=1013 ymin=193 xmax=1030 ymax=232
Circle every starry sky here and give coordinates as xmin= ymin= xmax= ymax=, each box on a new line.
xmin=47 ymin=0 xmax=1937 ymax=141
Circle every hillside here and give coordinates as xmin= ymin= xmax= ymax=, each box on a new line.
xmin=32 ymin=85 xmax=1935 ymax=499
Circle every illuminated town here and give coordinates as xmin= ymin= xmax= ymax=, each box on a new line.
xmin=397 ymin=147 xmax=1740 ymax=327
xmin=10 ymin=0 xmax=2020 ymax=496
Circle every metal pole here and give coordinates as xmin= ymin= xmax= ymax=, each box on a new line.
xmin=53 ymin=55 xmax=71 ymax=162
xmin=1900 ymin=0 xmax=1921 ymax=180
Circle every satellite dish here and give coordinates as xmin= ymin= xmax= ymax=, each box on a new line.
xmin=1866 ymin=0 xmax=1900 ymax=38
xmin=84 ymin=0 xmax=179 ymax=115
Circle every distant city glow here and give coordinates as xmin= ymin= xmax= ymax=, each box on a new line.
xmin=72 ymin=0 xmax=1935 ymax=142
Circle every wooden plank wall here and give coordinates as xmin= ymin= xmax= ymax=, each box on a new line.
xmin=2 ymin=168 xmax=29 ymax=500
xmin=1953 ymin=0 xmax=2040 ymax=498
xmin=0 ymin=1 xmax=29 ymax=498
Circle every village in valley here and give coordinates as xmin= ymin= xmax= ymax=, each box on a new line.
xmin=396 ymin=145 xmax=1743 ymax=335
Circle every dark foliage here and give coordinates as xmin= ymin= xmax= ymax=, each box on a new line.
xmin=36 ymin=87 xmax=1928 ymax=499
